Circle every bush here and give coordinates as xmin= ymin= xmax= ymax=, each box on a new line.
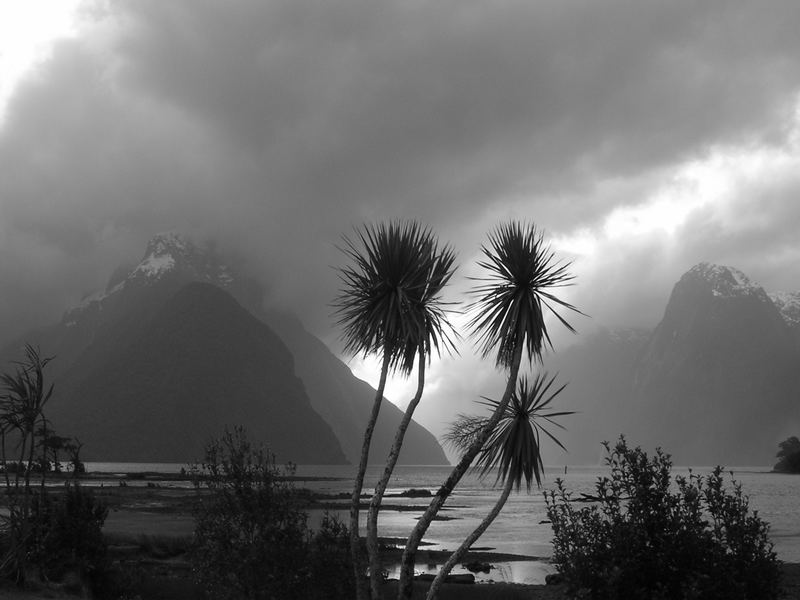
xmin=545 ymin=437 xmax=781 ymax=600
xmin=774 ymin=436 xmax=800 ymax=473
xmin=191 ymin=427 xmax=311 ymax=600
xmin=30 ymin=484 xmax=109 ymax=586
xmin=307 ymin=513 xmax=356 ymax=600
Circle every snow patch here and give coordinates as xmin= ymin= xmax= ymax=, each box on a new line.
xmin=688 ymin=262 xmax=761 ymax=299
xmin=132 ymin=253 xmax=175 ymax=279
xmin=769 ymin=291 xmax=800 ymax=326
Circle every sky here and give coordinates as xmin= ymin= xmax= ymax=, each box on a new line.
xmin=2 ymin=1 xmax=800 ymax=448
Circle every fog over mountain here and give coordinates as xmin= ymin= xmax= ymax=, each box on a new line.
xmin=0 ymin=233 xmax=447 ymax=465
xmin=544 ymin=263 xmax=800 ymax=466
xmin=2 ymin=2 xmax=800 ymax=465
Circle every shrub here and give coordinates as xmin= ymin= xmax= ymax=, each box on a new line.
xmin=191 ymin=427 xmax=311 ymax=600
xmin=29 ymin=484 xmax=109 ymax=587
xmin=774 ymin=436 xmax=800 ymax=473
xmin=545 ymin=437 xmax=781 ymax=600
xmin=307 ymin=513 xmax=356 ymax=600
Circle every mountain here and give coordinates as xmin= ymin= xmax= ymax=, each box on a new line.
xmin=544 ymin=262 xmax=800 ymax=466
xmin=51 ymin=282 xmax=346 ymax=463
xmin=0 ymin=232 xmax=448 ymax=464
xmin=542 ymin=327 xmax=650 ymax=464
xmin=262 ymin=311 xmax=448 ymax=465
xmin=630 ymin=263 xmax=799 ymax=465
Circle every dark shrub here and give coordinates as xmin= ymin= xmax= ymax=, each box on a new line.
xmin=27 ymin=484 xmax=109 ymax=590
xmin=545 ymin=437 xmax=781 ymax=600
xmin=191 ymin=427 xmax=310 ymax=600
xmin=307 ymin=513 xmax=356 ymax=600
xmin=774 ymin=436 xmax=800 ymax=473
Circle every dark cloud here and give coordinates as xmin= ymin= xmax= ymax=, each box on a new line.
xmin=2 ymin=0 xmax=800 ymax=414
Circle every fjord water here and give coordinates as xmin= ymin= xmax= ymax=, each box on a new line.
xmin=87 ymin=463 xmax=800 ymax=584
xmin=298 ymin=464 xmax=800 ymax=583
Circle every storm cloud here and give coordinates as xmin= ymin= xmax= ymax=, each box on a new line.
xmin=2 ymin=1 xmax=800 ymax=441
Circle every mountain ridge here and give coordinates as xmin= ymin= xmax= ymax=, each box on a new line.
xmin=0 ymin=232 xmax=448 ymax=465
xmin=545 ymin=261 xmax=800 ymax=466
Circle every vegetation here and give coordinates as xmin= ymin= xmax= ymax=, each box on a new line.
xmin=774 ymin=436 xmax=800 ymax=473
xmin=191 ymin=427 xmax=355 ymax=600
xmin=0 ymin=345 xmax=106 ymax=592
xmin=398 ymin=221 xmax=579 ymax=600
xmin=333 ymin=221 xmax=456 ymax=600
xmin=545 ymin=437 xmax=781 ymax=600
xmin=427 ymin=373 xmax=572 ymax=600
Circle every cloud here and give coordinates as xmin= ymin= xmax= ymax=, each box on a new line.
xmin=2 ymin=0 xmax=800 ymax=440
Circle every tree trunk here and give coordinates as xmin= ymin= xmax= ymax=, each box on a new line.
xmin=397 ymin=346 xmax=523 ymax=600
xmin=425 ymin=477 xmax=514 ymax=600
xmin=367 ymin=353 xmax=426 ymax=600
xmin=350 ymin=350 xmax=392 ymax=600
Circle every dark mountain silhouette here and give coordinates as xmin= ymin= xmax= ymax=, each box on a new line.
xmin=0 ymin=232 xmax=448 ymax=464
xmin=546 ymin=263 xmax=800 ymax=466
xmin=49 ymin=282 xmax=346 ymax=463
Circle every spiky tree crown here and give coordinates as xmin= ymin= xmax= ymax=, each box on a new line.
xmin=468 ymin=222 xmax=579 ymax=369
xmin=333 ymin=221 xmax=457 ymax=374
xmin=445 ymin=373 xmax=573 ymax=491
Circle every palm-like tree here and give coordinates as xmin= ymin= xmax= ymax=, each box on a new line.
xmin=333 ymin=221 xmax=456 ymax=600
xmin=365 ymin=243 xmax=457 ymax=600
xmin=426 ymin=373 xmax=572 ymax=600
xmin=398 ymin=222 xmax=580 ymax=600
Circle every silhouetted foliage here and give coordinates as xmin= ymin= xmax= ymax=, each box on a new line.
xmin=307 ymin=513 xmax=356 ymax=600
xmin=29 ymin=484 xmax=109 ymax=587
xmin=333 ymin=220 xmax=457 ymax=600
xmin=0 ymin=346 xmax=106 ymax=590
xmin=191 ymin=427 xmax=356 ymax=600
xmin=425 ymin=374 xmax=573 ymax=599
xmin=545 ymin=437 xmax=781 ymax=600
xmin=774 ymin=436 xmax=800 ymax=473
xmin=399 ymin=222 xmax=580 ymax=600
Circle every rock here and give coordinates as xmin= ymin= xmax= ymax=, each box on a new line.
xmin=545 ymin=572 xmax=565 ymax=585
xmin=462 ymin=560 xmax=492 ymax=573
xmin=399 ymin=488 xmax=432 ymax=497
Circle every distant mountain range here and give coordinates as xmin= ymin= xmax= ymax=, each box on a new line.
xmin=546 ymin=262 xmax=800 ymax=466
xmin=0 ymin=233 xmax=448 ymax=465
xmin=4 ymin=234 xmax=796 ymax=467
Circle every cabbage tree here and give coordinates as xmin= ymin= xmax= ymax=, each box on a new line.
xmin=397 ymin=222 xmax=580 ymax=599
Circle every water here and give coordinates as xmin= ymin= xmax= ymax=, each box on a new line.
xmin=86 ymin=462 xmax=800 ymax=585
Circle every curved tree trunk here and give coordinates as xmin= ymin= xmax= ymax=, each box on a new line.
xmin=397 ymin=346 xmax=523 ymax=600
xmin=351 ymin=350 xmax=392 ymax=600
xmin=425 ymin=477 xmax=514 ymax=600
xmin=367 ymin=353 xmax=426 ymax=600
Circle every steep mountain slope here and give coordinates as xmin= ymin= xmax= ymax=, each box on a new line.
xmin=1 ymin=232 xmax=448 ymax=464
xmin=631 ymin=263 xmax=800 ymax=465
xmin=48 ymin=283 xmax=347 ymax=463
xmin=542 ymin=327 xmax=650 ymax=464
xmin=263 ymin=311 xmax=448 ymax=465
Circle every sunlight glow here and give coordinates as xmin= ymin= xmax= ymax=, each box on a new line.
xmin=0 ymin=0 xmax=84 ymax=123
xmin=554 ymin=99 xmax=800 ymax=258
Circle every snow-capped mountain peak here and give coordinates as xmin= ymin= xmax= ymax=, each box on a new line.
xmin=687 ymin=262 xmax=762 ymax=298
xmin=61 ymin=232 xmax=243 ymax=328
xmin=769 ymin=291 xmax=800 ymax=327
xmin=130 ymin=232 xmax=192 ymax=281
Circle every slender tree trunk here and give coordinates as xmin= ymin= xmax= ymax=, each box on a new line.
xmin=425 ymin=477 xmax=514 ymax=600
xmin=367 ymin=352 xmax=426 ymax=600
xmin=397 ymin=346 xmax=523 ymax=600
xmin=1 ymin=430 xmax=10 ymax=489
xmin=351 ymin=350 xmax=392 ymax=600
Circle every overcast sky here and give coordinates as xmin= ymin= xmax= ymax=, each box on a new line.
xmin=2 ymin=1 xmax=800 ymax=445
